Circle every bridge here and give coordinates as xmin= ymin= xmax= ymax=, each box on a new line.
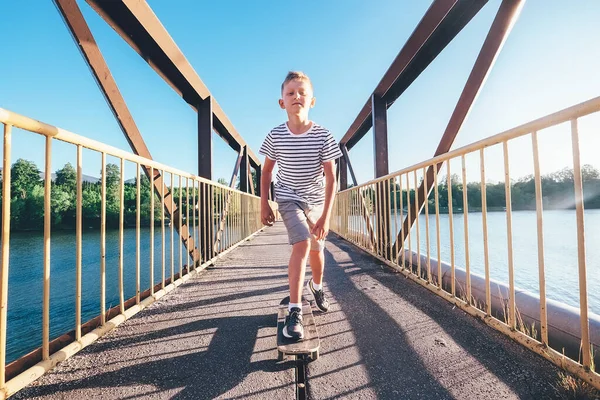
xmin=1 ymin=1 xmax=599 ymax=399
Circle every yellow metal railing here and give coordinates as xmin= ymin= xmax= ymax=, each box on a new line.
xmin=0 ymin=108 xmax=268 ymax=399
xmin=332 ymin=96 xmax=600 ymax=389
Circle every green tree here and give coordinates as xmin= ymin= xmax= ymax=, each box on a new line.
xmin=55 ymin=162 xmax=77 ymax=193
xmin=82 ymin=185 xmax=101 ymax=222
xmin=104 ymin=163 xmax=121 ymax=227
xmin=51 ymin=184 xmax=75 ymax=226
xmin=11 ymin=184 xmax=44 ymax=230
xmin=105 ymin=163 xmax=120 ymax=188
xmin=11 ymin=159 xmax=41 ymax=199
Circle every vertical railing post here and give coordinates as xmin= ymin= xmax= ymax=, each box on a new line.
xmin=480 ymin=149 xmax=491 ymax=315
xmin=170 ymin=173 xmax=174 ymax=281
xmin=76 ymin=145 xmax=82 ymax=340
xmin=136 ymin=163 xmax=141 ymax=303
xmin=150 ymin=166 xmax=155 ymax=294
xmin=179 ymin=176 xmax=183 ymax=277
xmin=119 ymin=158 xmax=125 ymax=314
xmin=503 ymin=141 xmax=515 ymax=329
xmin=571 ymin=119 xmax=591 ymax=368
xmin=100 ymin=153 xmax=106 ymax=325
xmin=531 ymin=132 xmax=548 ymax=345
xmin=43 ymin=137 xmax=52 ymax=359
xmin=161 ymin=170 xmax=166 ymax=288
xmin=0 ymin=125 xmax=12 ymax=391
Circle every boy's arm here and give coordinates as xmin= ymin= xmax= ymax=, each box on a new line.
xmin=260 ymin=157 xmax=276 ymax=226
xmin=312 ymin=160 xmax=337 ymax=240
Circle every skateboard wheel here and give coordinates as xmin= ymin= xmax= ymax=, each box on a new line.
xmin=311 ymin=350 xmax=319 ymax=361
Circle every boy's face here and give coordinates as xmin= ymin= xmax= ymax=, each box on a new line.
xmin=279 ymin=79 xmax=315 ymax=117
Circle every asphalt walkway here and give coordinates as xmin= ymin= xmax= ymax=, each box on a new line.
xmin=14 ymin=222 xmax=567 ymax=399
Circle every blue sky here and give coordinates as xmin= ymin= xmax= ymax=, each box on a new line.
xmin=1 ymin=1 xmax=599 ymax=185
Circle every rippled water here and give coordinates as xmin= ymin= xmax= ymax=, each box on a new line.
xmin=5 ymin=224 xmax=240 ymax=364
xmin=382 ymin=209 xmax=600 ymax=314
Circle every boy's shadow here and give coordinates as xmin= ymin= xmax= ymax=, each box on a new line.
xmin=15 ymin=313 xmax=290 ymax=400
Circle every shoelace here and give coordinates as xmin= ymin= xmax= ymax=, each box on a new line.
xmin=289 ymin=309 xmax=303 ymax=325
xmin=315 ymin=289 xmax=326 ymax=303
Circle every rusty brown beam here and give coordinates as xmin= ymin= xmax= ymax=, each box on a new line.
xmin=214 ymin=147 xmax=246 ymax=249
xmin=340 ymin=147 xmax=376 ymax=248
xmin=229 ymin=149 xmax=244 ymax=189
xmin=239 ymin=146 xmax=249 ymax=193
xmin=360 ymin=188 xmax=378 ymax=251
xmin=394 ymin=0 xmax=525 ymax=254
xmin=339 ymin=156 xmax=348 ymax=190
xmin=341 ymin=145 xmax=358 ymax=187
xmin=255 ymin=167 xmax=262 ymax=197
xmin=372 ymin=94 xmax=389 ymax=178
xmin=54 ymin=0 xmax=200 ymax=264
xmin=341 ymin=0 xmax=487 ymax=150
xmin=85 ymin=0 xmax=261 ymax=170
xmin=198 ymin=96 xmax=213 ymax=179
xmin=247 ymin=167 xmax=255 ymax=196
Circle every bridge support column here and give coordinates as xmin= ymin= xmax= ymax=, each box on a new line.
xmin=239 ymin=146 xmax=250 ymax=236
xmin=339 ymin=148 xmax=348 ymax=191
xmin=255 ymin=166 xmax=261 ymax=197
xmin=198 ymin=97 xmax=214 ymax=261
xmin=240 ymin=146 xmax=248 ymax=193
xmin=372 ymin=94 xmax=390 ymax=257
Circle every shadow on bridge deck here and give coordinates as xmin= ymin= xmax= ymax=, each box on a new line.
xmin=14 ymin=222 xmax=565 ymax=399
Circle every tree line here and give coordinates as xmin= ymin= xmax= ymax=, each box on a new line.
xmin=3 ymin=159 xmax=600 ymax=231
xmin=1 ymin=159 xmax=231 ymax=231
xmin=351 ymin=164 xmax=600 ymax=214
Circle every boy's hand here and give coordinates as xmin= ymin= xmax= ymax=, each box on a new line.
xmin=311 ymin=216 xmax=330 ymax=241
xmin=261 ymin=203 xmax=275 ymax=226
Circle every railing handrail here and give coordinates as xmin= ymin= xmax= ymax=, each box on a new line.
xmin=0 ymin=107 xmax=269 ymax=398
xmin=332 ymin=95 xmax=600 ymax=389
xmin=0 ymin=107 xmax=251 ymax=195
xmin=340 ymin=95 xmax=600 ymax=191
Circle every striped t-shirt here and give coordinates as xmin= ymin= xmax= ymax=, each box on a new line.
xmin=259 ymin=122 xmax=342 ymax=205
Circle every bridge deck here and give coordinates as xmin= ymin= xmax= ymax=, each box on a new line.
xmin=14 ymin=222 xmax=565 ymax=399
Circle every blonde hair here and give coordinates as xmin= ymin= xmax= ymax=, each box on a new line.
xmin=281 ymin=71 xmax=313 ymax=93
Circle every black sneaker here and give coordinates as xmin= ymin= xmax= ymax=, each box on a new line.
xmin=307 ymin=279 xmax=330 ymax=312
xmin=283 ymin=307 xmax=304 ymax=340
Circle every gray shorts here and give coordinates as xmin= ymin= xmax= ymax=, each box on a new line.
xmin=278 ymin=200 xmax=325 ymax=251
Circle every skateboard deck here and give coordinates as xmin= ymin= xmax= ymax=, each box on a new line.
xmin=277 ymin=296 xmax=320 ymax=361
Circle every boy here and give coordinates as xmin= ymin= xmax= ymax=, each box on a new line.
xmin=259 ymin=71 xmax=342 ymax=340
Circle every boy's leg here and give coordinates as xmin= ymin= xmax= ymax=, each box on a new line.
xmin=305 ymin=203 xmax=330 ymax=312
xmin=306 ymin=248 xmax=330 ymax=312
xmin=278 ymin=201 xmax=313 ymax=304
xmin=308 ymin=250 xmax=324 ymax=285
xmin=305 ymin=202 xmax=326 ymax=284
xmin=277 ymin=201 xmax=313 ymax=340
xmin=289 ymin=240 xmax=310 ymax=304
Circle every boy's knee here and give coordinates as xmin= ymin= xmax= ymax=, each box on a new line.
xmin=310 ymin=238 xmax=325 ymax=252
xmin=292 ymin=239 xmax=311 ymax=253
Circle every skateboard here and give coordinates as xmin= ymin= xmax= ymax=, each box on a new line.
xmin=277 ymin=296 xmax=320 ymax=361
